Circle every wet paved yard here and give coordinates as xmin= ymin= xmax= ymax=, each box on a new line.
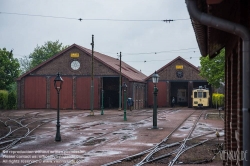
xmin=0 ymin=108 xmax=224 ymax=166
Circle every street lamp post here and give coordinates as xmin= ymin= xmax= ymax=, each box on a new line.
xmin=152 ymin=71 xmax=159 ymax=129
xmin=54 ymin=72 xmax=63 ymax=142
xmin=122 ymin=83 xmax=127 ymax=121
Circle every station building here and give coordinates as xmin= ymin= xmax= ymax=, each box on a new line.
xmin=185 ymin=0 xmax=250 ymax=165
xmin=17 ymin=44 xmax=147 ymax=110
xmin=146 ymin=56 xmax=211 ymax=108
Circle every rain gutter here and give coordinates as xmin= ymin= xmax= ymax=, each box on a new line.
xmin=186 ymin=0 xmax=250 ymax=165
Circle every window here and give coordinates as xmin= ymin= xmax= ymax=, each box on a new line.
xmin=198 ymin=92 xmax=203 ymax=98
xmin=203 ymin=92 xmax=207 ymax=98
xmin=194 ymin=92 xmax=197 ymax=98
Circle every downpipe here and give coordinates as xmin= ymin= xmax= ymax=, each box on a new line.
xmin=186 ymin=0 xmax=250 ymax=165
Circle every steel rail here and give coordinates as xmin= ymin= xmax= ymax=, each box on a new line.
xmin=168 ymin=110 xmax=205 ymax=166
xmin=135 ymin=109 xmax=199 ymax=166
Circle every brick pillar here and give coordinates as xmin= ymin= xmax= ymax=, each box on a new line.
xmin=46 ymin=76 xmax=51 ymax=109
xmin=135 ymin=85 xmax=138 ymax=109
xmin=166 ymin=81 xmax=170 ymax=107
xmin=224 ymin=54 xmax=231 ymax=165
xmin=21 ymin=79 xmax=25 ymax=109
xmin=17 ymin=80 xmax=21 ymax=109
xmin=230 ymin=51 xmax=238 ymax=165
xmin=236 ymin=41 xmax=243 ymax=166
xmin=169 ymin=81 xmax=172 ymax=107
xmin=188 ymin=81 xmax=193 ymax=108
xmin=72 ymin=76 xmax=76 ymax=110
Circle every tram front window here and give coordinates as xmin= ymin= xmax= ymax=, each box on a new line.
xmin=198 ymin=92 xmax=203 ymax=98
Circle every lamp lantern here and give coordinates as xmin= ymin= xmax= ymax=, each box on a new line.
xmin=152 ymin=71 xmax=160 ymax=84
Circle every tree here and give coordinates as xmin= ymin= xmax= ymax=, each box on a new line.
xmin=29 ymin=40 xmax=68 ymax=69
xmin=19 ymin=55 xmax=32 ymax=74
xmin=199 ymin=49 xmax=225 ymax=88
xmin=0 ymin=48 xmax=20 ymax=90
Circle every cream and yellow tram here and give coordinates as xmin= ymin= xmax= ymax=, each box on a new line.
xmin=191 ymin=86 xmax=210 ymax=108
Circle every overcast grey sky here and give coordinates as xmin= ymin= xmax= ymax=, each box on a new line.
xmin=0 ymin=0 xmax=200 ymax=76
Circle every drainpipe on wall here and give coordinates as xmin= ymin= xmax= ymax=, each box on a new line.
xmin=186 ymin=0 xmax=250 ymax=165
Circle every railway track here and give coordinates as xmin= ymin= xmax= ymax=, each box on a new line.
xmin=20 ymin=109 xmax=172 ymax=166
xmin=0 ymin=109 xmax=223 ymax=166
xmin=0 ymin=109 xmax=136 ymax=152
xmin=102 ymin=109 xmax=221 ymax=166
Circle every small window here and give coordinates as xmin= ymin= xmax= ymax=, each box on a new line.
xmin=198 ymin=92 xmax=202 ymax=98
xmin=203 ymin=92 xmax=207 ymax=98
xmin=194 ymin=92 xmax=197 ymax=98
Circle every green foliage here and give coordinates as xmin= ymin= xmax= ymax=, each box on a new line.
xmin=0 ymin=48 xmax=20 ymax=90
xmin=7 ymin=91 xmax=17 ymax=109
xmin=199 ymin=49 xmax=225 ymax=88
xmin=29 ymin=40 xmax=68 ymax=69
xmin=9 ymin=82 xmax=17 ymax=93
xmin=0 ymin=90 xmax=8 ymax=109
xmin=212 ymin=93 xmax=224 ymax=107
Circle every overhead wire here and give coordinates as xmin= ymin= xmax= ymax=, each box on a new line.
xmin=125 ymin=57 xmax=200 ymax=63
xmin=100 ymin=47 xmax=198 ymax=56
xmin=0 ymin=11 xmax=190 ymax=22
xmin=123 ymin=49 xmax=198 ymax=56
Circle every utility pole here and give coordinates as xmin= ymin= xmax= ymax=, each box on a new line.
xmin=90 ymin=35 xmax=94 ymax=116
xmin=118 ymin=52 xmax=122 ymax=111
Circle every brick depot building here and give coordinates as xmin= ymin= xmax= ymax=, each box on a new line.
xmin=146 ymin=56 xmax=211 ymax=108
xmin=17 ymin=44 xmax=210 ymax=110
xmin=17 ymin=44 xmax=147 ymax=110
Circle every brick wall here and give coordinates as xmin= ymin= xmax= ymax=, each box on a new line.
xmin=224 ymin=38 xmax=243 ymax=166
xmin=158 ymin=59 xmax=205 ymax=81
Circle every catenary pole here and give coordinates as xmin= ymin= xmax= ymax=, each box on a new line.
xmin=90 ymin=35 xmax=94 ymax=115
xmin=118 ymin=52 xmax=122 ymax=111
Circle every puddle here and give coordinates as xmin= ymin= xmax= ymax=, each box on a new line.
xmin=196 ymin=126 xmax=214 ymax=131
xmin=197 ymin=123 xmax=206 ymax=126
xmin=83 ymin=154 xmax=90 ymax=157
xmin=121 ymin=135 xmax=132 ymax=140
xmin=82 ymin=138 xmax=106 ymax=146
xmin=121 ymin=128 xmax=133 ymax=131
xmin=134 ymin=122 xmax=144 ymax=125
xmin=40 ymin=135 xmax=52 ymax=138
xmin=113 ymin=132 xmax=123 ymax=135
xmin=90 ymin=150 xmax=120 ymax=156
xmin=95 ymin=151 xmax=104 ymax=153
xmin=86 ymin=137 xmax=94 ymax=140
xmin=180 ymin=126 xmax=190 ymax=130
xmin=172 ymin=133 xmax=187 ymax=137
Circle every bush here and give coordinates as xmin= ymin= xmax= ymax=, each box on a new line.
xmin=0 ymin=90 xmax=8 ymax=109
xmin=212 ymin=93 xmax=224 ymax=108
xmin=7 ymin=91 xmax=17 ymax=109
